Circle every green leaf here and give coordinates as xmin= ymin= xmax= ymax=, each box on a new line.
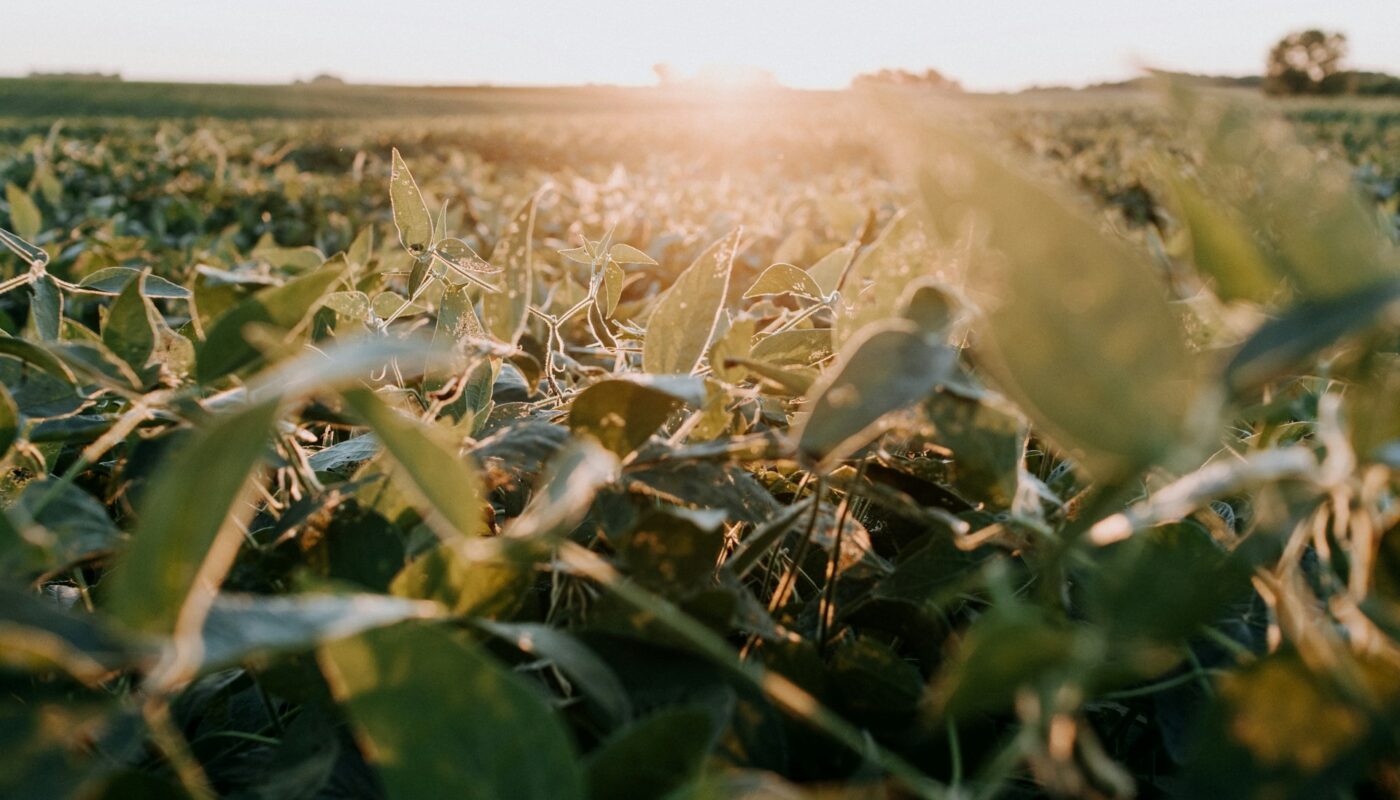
xmin=13 ymin=480 xmax=124 ymax=576
xmin=806 ymin=244 xmax=854 ymax=297
xmin=505 ymin=439 xmax=619 ymax=540
xmin=319 ymin=622 xmax=584 ymax=800
xmin=744 ymin=262 xmax=822 ymax=300
xmin=1226 ymin=280 xmax=1400 ymax=395
xmin=833 ymin=213 xmax=928 ymax=347
xmin=0 ymin=585 xmax=131 ymax=683
xmin=584 ymin=706 xmax=719 ymax=799
xmin=196 ymin=593 xmax=440 ymax=674
xmin=196 ymin=257 xmax=348 ymax=383
xmin=434 ymin=237 xmax=499 ymax=275
xmin=1183 ymin=653 xmax=1379 ymax=798
xmin=750 ymin=328 xmax=832 ymax=366
xmin=106 ymin=400 xmax=280 ymax=634
xmin=828 ymin=636 xmax=924 ymax=719
xmin=101 ymin=270 xmax=158 ymax=376
xmin=482 ymin=193 xmax=537 ymax=346
xmin=568 ymin=377 xmax=691 ymax=456
xmin=925 ymin=391 xmax=1026 ymax=508
xmin=390 ymin=538 xmax=531 ymax=618
xmin=602 ymin=259 xmax=625 ymax=318
xmin=340 ymin=388 xmax=484 ymax=540
xmin=389 ymin=148 xmax=432 ymax=257
xmin=796 ymin=321 xmax=956 ymax=466
xmin=252 ymin=244 xmax=326 ymax=272
xmin=919 ymin=131 xmax=1199 ymax=478
xmin=609 ymin=242 xmax=657 ymax=265
xmin=936 ymin=606 xmax=1080 ymax=719
xmin=0 ymin=382 xmax=17 ymax=460
xmin=476 ymin=620 xmax=633 ymax=726
xmin=5 ymin=183 xmax=41 ymax=241
xmin=76 ymin=267 xmax=190 ymax=299
xmin=28 ymin=273 xmax=61 ymax=342
xmin=558 ymin=245 xmax=592 ymax=264
xmin=1169 ymin=174 xmax=1277 ymax=303
xmin=643 ymin=229 xmax=740 ymax=375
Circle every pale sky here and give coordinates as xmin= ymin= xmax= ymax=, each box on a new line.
xmin=4 ymin=1 xmax=1398 ymax=92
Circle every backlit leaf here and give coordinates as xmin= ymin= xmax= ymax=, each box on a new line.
xmin=320 ymin=622 xmax=584 ymax=800
xmin=643 ymin=229 xmax=740 ymax=375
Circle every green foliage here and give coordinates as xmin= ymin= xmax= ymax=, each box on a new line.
xmin=0 ymin=88 xmax=1398 ymax=800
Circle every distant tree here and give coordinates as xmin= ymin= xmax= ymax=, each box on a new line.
xmin=652 ymin=63 xmax=678 ymax=87
xmin=1265 ymin=30 xmax=1349 ymax=96
xmin=851 ymin=68 xmax=961 ymax=92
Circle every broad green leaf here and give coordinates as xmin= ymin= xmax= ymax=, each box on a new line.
xmin=28 ymin=273 xmax=61 ymax=342
xmin=925 ymin=391 xmax=1026 ymax=508
xmin=391 ymin=538 xmax=530 ymax=618
xmin=389 ymin=148 xmax=432 ymax=256
xmin=807 ymin=244 xmax=854 ymax=296
xmin=558 ymin=245 xmax=592 ymax=264
xmin=106 ymin=400 xmax=279 ymax=634
xmin=609 ymin=242 xmax=657 ymax=265
xmin=796 ymin=321 xmax=956 ymax=466
xmin=0 ymin=333 xmax=77 ymax=383
xmin=568 ymin=377 xmax=690 ymax=456
xmin=340 ymin=388 xmax=484 ymax=540
xmin=319 ymin=622 xmax=584 ymax=800
xmin=101 ymin=270 xmax=158 ymax=376
xmin=744 ymin=262 xmax=822 ymax=300
xmin=584 ymin=706 xmax=719 ymax=799
xmin=1182 ymin=93 xmax=1400 ymax=300
xmin=1169 ymin=174 xmax=1277 ymax=303
xmin=1182 ymin=653 xmax=1378 ymax=798
xmin=828 ymin=636 xmax=924 ymax=718
xmin=918 ymin=131 xmax=1198 ymax=478
xmin=76 ymin=267 xmax=190 ymax=299
xmin=834 ymin=213 xmax=931 ymax=347
xmin=4 ymin=183 xmax=40 ymax=241
xmin=347 ymin=225 xmax=375 ymax=269
xmin=13 ymin=480 xmax=123 ymax=576
xmin=253 ymin=244 xmax=326 ymax=272
xmin=602 ymin=259 xmax=625 ymax=317
xmin=434 ymin=237 xmax=499 ymax=274
xmin=505 ymin=439 xmax=619 ymax=540
xmin=196 ymin=257 xmax=348 ymax=383
xmin=0 ymin=585 xmax=131 ymax=683
xmin=708 ymin=315 xmax=754 ymax=384
xmin=1226 ymin=280 xmax=1400 ymax=395
xmin=643 ymin=229 xmax=740 ymax=375
xmin=935 ymin=606 xmax=1080 ymax=719
xmin=196 ymin=593 xmax=440 ymax=674
xmin=476 ymin=620 xmax=633 ymax=726
xmin=0 ymin=382 xmax=16 ymax=459
xmin=482 ymin=193 xmax=537 ymax=346
xmin=751 ymin=328 xmax=832 ymax=366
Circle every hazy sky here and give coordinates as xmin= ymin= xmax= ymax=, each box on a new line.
xmin=4 ymin=1 xmax=1398 ymax=91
